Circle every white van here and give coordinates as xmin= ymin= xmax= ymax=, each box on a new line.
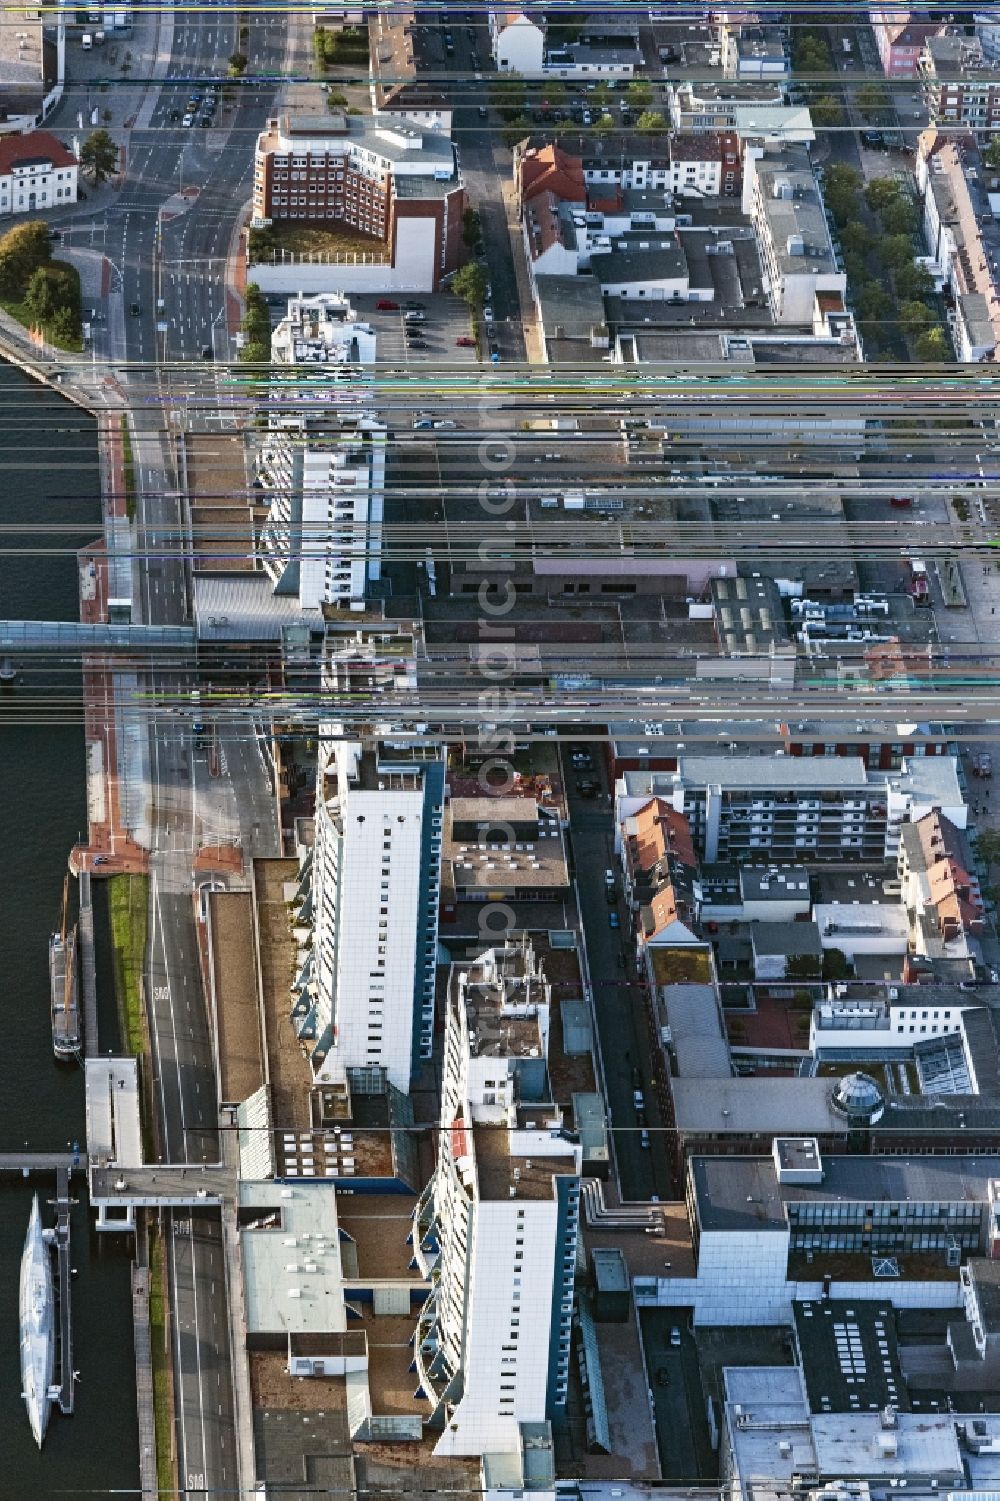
xmin=81 ymin=32 xmax=93 ymax=48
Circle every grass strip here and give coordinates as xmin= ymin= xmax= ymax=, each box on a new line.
xmin=121 ymin=415 xmax=136 ymax=522
xmin=148 ymin=1229 xmax=177 ymax=1499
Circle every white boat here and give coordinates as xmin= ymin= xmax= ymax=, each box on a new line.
xmin=20 ymin=1195 xmax=55 ymax=1447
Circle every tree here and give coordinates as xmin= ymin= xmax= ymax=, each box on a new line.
xmin=826 ymin=163 xmax=862 ymax=194
xmin=462 ymin=207 xmax=481 ymax=248
xmin=239 ymin=339 xmax=269 ymax=364
xmin=856 ymin=81 xmax=890 ymax=119
xmin=635 ymin=109 xmax=666 ymax=133
xmin=811 ymin=94 xmax=843 ymax=127
xmin=881 ymin=196 xmax=917 ymax=235
xmin=895 ymin=261 xmax=935 ymax=300
xmin=856 ymin=280 xmax=891 ymax=322
xmin=592 ymin=113 xmax=616 ymax=134
xmin=228 ymin=51 xmax=248 ymax=76
xmin=313 ymin=26 xmax=328 ymax=68
xmin=839 ymin=220 xmax=870 ymax=255
xmin=452 ymin=262 xmax=487 ymax=306
xmin=625 ymin=79 xmax=653 ymax=109
xmin=48 ymin=304 xmax=79 ymax=346
xmin=24 ymin=264 xmax=58 ymax=322
xmin=822 ymin=947 xmax=851 ymax=982
xmin=544 ymin=80 xmax=568 ymax=106
xmin=0 ymin=219 xmax=51 ymax=298
xmin=795 ymin=37 xmax=828 ymax=72
xmin=490 ymin=72 xmax=525 ymax=118
xmin=882 ymin=233 xmax=915 ymax=270
xmin=80 ymin=128 xmax=119 ymax=185
xmin=865 ymin=177 xmax=901 ymax=214
xmin=843 ymin=250 xmax=868 ymax=284
xmin=899 ymin=298 xmax=933 ymax=338
xmin=915 ymin=326 xmax=951 ymax=360
xmin=786 ymin=953 xmax=822 ymax=981
xmin=592 ymin=81 xmax=612 ymax=108
xmin=976 ymin=828 xmax=1000 ymax=874
xmin=985 ymin=137 xmax=1000 ymax=171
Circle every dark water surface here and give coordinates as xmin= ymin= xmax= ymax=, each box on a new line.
xmin=0 ymin=368 xmax=139 ymax=1495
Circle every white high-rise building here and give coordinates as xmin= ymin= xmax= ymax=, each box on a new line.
xmin=298 ymin=738 xmax=444 ymax=1090
xmin=412 ymin=938 xmax=581 ymax=1456
xmin=270 ymin=290 xmax=377 ymax=366
xmin=256 ymin=411 xmax=385 ymax=612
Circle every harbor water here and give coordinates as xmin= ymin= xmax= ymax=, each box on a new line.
xmin=0 ymin=366 xmax=139 ymax=1490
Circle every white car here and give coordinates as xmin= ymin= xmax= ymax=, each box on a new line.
xmin=483 ymin=305 xmax=494 ymax=322
xmin=182 ymin=112 xmax=194 ymax=126
xmin=433 ymin=419 xmax=458 ymax=429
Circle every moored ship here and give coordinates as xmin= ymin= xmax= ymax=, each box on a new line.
xmin=19 ymin=1194 xmax=55 ymax=1447
xmin=50 ymin=875 xmax=80 ymax=1060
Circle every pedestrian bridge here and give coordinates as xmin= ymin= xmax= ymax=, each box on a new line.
xmin=90 ymin=1164 xmax=236 ymax=1229
xmin=0 ymin=621 xmax=195 ymax=651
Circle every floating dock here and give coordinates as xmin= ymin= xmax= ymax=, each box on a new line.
xmin=53 ymin=1167 xmax=73 ymax=1416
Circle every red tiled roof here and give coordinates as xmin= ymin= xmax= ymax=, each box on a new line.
xmin=519 ymin=143 xmax=586 ymax=205
xmin=0 ymin=130 xmax=76 ymax=176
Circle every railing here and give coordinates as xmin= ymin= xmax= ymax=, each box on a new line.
xmin=249 ymin=248 xmax=390 ymax=266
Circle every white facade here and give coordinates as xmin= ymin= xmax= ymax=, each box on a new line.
xmin=0 ymin=145 xmax=76 ymax=217
xmin=413 ymin=942 xmax=580 ymax=1457
xmin=491 ymin=9 xmax=545 ymax=74
xmin=813 ymin=903 xmax=910 ymax=960
xmin=247 ymin=215 xmax=441 ymax=295
xmin=257 ymin=412 xmax=385 ymax=612
xmin=810 ymin=998 xmax=965 ymax=1053
xmin=270 ymin=290 xmax=377 ymax=365
xmin=306 ymin=740 xmax=444 ymax=1090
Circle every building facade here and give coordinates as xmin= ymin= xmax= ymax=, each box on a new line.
xmin=412 ymin=939 xmax=581 ymax=1456
xmin=0 ymin=130 xmax=76 ymax=216
xmin=297 ymin=739 xmax=444 ymax=1091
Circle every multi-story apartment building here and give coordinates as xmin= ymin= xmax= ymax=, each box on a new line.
xmin=490 ymin=7 xmax=546 ymax=74
xmin=412 ymin=938 xmax=581 ymax=1456
xmin=269 ymin=290 xmax=376 ymax=365
xmin=296 ymin=739 xmax=445 ymax=1090
xmin=919 ymin=33 xmax=1000 ymax=137
xmin=256 ymin=412 xmax=385 ymax=611
xmin=668 ymin=81 xmax=814 ymax=144
xmin=720 ymin=22 xmax=788 ymax=80
xmin=368 ymin=8 xmax=452 ymax=134
xmin=742 ymin=141 xmax=846 ymax=325
xmin=870 ymin=9 xmax=943 ymax=77
xmin=614 ymin=753 xmax=965 ymax=864
xmin=251 ymin=113 xmax=465 ymax=289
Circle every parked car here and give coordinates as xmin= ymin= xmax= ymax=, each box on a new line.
xmin=609 ymin=911 xmax=621 ymax=929
xmin=632 ymin=1088 xmax=644 ymax=1109
xmin=455 ymin=335 xmax=476 ymax=347
xmin=404 ymin=310 xmax=426 ymax=323
xmin=404 ymin=300 xmax=425 ymax=311
xmin=433 ymin=419 xmax=458 ymax=429
xmin=412 ymin=418 xmax=435 ymax=430
xmin=478 ymin=105 xmax=488 ymax=118
xmin=641 ymin=1130 xmax=651 ymax=1150
xmin=656 ymin=1367 xmax=670 ymax=1386
xmin=182 ymin=113 xmax=195 ymax=126
xmin=670 ymin=1327 xmax=682 ymax=1347
xmin=408 ymin=338 xmax=427 ymax=350
xmin=376 ymin=298 xmax=399 ymax=310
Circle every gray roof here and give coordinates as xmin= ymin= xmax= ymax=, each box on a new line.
xmin=673 ymin=1075 xmax=845 ymax=1138
xmin=676 ymin=754 xmax=871 ymax=790
xmin=533 ymin=273 xmax=607 ymax=339
xmin=740 ymin=866 xmax=811 ymax=902
xmin=278 ymin=112 xmax=456 ymax=169
xmin=659 ymin=983 xmax=731 ymax=1079
xmin=752 ymin=920 xmax=823 ymax=959
xmin=752 ymin=143 xmax=837 ymax=277
xmin=966 ymin=1258 xmax=1000 ymax=1334
xmin=691 ymin=1153 xmax=1000 ymax=1233
xmin=591 ymin=245 xmax=688 ymax=286
xmin=193 ymin=573 xmax=322 ymax=641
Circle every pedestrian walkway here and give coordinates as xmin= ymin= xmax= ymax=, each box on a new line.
xmin=131 ymin=1263 xmax=157 ymax=1499
xmin=500 ymin=179 xmax=544 ymax=363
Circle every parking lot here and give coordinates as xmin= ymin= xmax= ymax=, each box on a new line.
xmin=346 ymin=291 xmax=480 ymax=368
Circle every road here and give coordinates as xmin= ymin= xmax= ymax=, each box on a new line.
xmin=81 ymin=7 xmax=292 ymax=1495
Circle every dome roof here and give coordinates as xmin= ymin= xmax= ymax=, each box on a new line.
xmin=831 ymin=1071 xmax=885 ymax=1122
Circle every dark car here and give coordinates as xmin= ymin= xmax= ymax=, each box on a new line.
xmin=130 ymin=301 xmax=141 ymax=317
xmin=656 ymin=1368 xmax=670 ymax=1388
xmin=404 ymin=300 xmax=425 ymax=311
xmin=201 ymin=345 xmax=213 ymax=360
xmin=407 ymin=338 xmax=427 ymax=350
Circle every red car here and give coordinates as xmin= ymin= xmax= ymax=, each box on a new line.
xmin=456 ymin=335 xmax=475 ymax=347
xmin=376 ymin=299 xmax=399 ymax=311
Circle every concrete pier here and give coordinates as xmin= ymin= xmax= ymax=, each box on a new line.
xmin=53 ymin=1167 xmax=74 ymax=1417
xmin=77 ymin=869 xmax=99 ymax=1059
xmin=0 ymin=1152 xmax=78 ymax=1173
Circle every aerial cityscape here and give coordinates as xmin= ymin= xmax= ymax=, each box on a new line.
xmin=7 ymin=1 xmax=1000 ymax=1498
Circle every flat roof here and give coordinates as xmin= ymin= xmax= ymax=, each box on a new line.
xmin=208 ymin=891 xmax=265 ymax=1106
xmin=240 ymin=1181 xmax=344 ymax=1336
xmin=473 ymin=1124 xmax=577 ymax=1201
xmin=692 ymin=1154 xmax=1000 ymax=1234
xmin=675 ymin=1076 xmax=844 ymax=1140
xmin=794 ymin=1299 xmax=909 ymax=1414
xmin=85 ymin=1057 xmax=142 ymax=1169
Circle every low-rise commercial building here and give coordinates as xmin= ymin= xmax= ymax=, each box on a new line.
xmin=0 ymin=129 xmax=76 ymax=216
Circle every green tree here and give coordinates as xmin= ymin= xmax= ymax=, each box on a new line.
xmin=856 ymin=80 xmax=890 ymax=119
xmin=462 ymin=206 xmax=481 ymax=248
xmin=977 ymin=828 xmax=1000 ymax=874
xmin=985 ymin=137 xmax=1000 ymax=171
xmin=452 ymin=261 xmax=488 ymax=306
xmin=826 ymin=163 xmax=862 ymax=194
xmin=544 ymin=80 xmax=568 ymax=106
xmin=0 ymin=219 xmax=51 ymax=298
xmin=856 ymin=280 xmax=891 ymax=322
xmin=899 ymin=298 xmax=933 ymax=338
xmin=865 ymin=178 xmax=901 ymax=213
xmin=313 ymin=25 xmax=328 ymax=68
xmin=635 ymin=109 xmax=666 ymax=133
xmin=786 ymin=953 xmax=822 ymax=981
xmin=24 ymin=264 xmax=58 ymax=322
xmin=915 ymin=326 xmax=951 ymax=360
xmin=843 ymin=250 xmax=868 ymax=284
xmin=812 ymin=94 xmax=843 ymax=127
xmin=592 ymin=81 xmax=612 ymax=109
xmin=625 ymin=79 xmax=653 ymax=109
xmin=228 ymin=51 xmax=248 ymax=76
xmin=490 ymin=72 xmax=526 ymax=118
xmin=239 ymin=339 xmax=269 ymax=364
xmin=839 ymin=220 xmax=870 ymax=255
xmin=881 ymin=196 xmax=917 ymax=235
xmin=592 ymin=113 xmax=616 ymax=133
xmin=48 ymin=304 xmax=79 ymax=346
xmin=795 ymin=37 xmax=828 ymax=72
xmin=80 ymin=128 xmax=119 ymax=185
xmin=895 ymin=261 xmax=935 ymax=301
xmin=882 ymin=233 xmax=915 ymax=270
xmin=822 ymin=947 xmax=851 ymax=982
xmin=501 ymin=115 xmax=533 ymax=149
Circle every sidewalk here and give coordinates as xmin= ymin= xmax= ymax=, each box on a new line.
xmin=500 ymin=179 xmax=544 ymax=363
